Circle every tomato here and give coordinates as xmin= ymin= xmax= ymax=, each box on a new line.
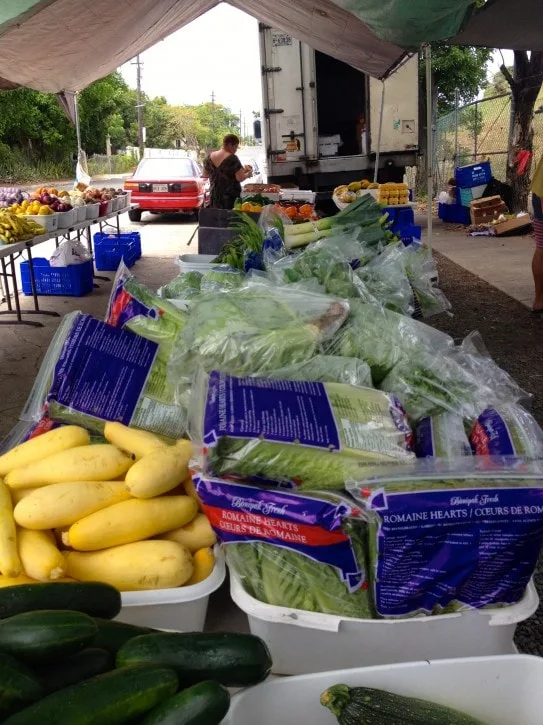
xmin=299 ymin=204 xmax=313 ymax=218
xmin=284 ymin=205 xmax=297 ymax=218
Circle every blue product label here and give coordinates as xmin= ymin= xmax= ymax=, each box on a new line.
xmin=196 ymin=476 xmax=365 ymax=591
xmin=471 ymin=409 xmax=515 ymax=456
xmin=48 ymin=314 xmax=158 ymax=426
xmin=106 ymin=274 xmax=159 ymax=329
xmin=367 ymin=485 xmax=543 ymax=616
xmin=415 ymin=417 xmax=435 ymax=457
xmin=203 ymin=370 xmax=341 ymax=450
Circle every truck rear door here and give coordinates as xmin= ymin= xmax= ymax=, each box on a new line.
xmin=259 ymin=26 xmax=317 ymax=171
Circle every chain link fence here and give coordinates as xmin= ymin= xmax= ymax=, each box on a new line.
xmin=434 ymin=92 xmax=543 ymax=191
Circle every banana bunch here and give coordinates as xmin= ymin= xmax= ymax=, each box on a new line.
xmin=0 ymin=211 xmax=46 ymax=244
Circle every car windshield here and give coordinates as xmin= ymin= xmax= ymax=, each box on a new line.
xmin=133 ymin=158 xmax=196 ymax=180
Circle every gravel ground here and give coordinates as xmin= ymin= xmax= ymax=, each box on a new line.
xmin=430 ymin=252 xmax=543 ymax=655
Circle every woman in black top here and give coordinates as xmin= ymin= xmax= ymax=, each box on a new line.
xmin=203 ymin=134 xmax=252 ymax=209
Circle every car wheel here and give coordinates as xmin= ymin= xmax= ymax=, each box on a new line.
xmin=128 ymin=209 xmax=142 ymax=222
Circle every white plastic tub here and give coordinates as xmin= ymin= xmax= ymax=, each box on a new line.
xmin=56 ymin=208 xmax=76 ymax=228
xmin=177 ymin=254 xmax=219 ymax=274
xmin=86 ymin=203 xmax=100 ymax=220
xmin=223 ymin=655 xmax=543 ymax=725
xmin=74 ymin=205 xmax=87 ymax=223
xmin=230 ymin=570 xmax=538 ymax=675
xmin=23 ymin=214 xmax=58 ymax=232
xmin=116 ymin=546 xmax=225 ymax=630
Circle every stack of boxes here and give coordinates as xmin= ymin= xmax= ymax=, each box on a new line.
xmin=438 ymin=161 xmax=492 ymax=225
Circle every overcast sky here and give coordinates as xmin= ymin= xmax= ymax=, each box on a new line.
xmin=120 ymin=5 xmax=514 ymax=116
xmin=120 ymin=5 xmax=262 ymax=133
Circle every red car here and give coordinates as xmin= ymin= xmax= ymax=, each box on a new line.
xmin=124 ymin=157 xmax=209 ymax=222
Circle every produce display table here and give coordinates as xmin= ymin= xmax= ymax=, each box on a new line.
xmin=0 ymin=205 xmax=136 ymax=328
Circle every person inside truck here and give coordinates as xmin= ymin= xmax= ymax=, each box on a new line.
xmin=531 ymin=154 xmax=543 ymax=313
xmin=203 ymin=134 xmax=252 ymax=209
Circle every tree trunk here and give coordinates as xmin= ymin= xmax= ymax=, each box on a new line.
xmin=503 ymin=51 xmax=543 ymax=212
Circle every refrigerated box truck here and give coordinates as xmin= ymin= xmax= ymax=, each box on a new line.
xmin=258 ymin=25 xmax=419 ymax=192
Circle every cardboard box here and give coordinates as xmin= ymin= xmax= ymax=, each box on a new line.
xmin=491 ymin=216 xmax=533 ymax=236
xmin=469 ymin=195 xmax=508 ymax=225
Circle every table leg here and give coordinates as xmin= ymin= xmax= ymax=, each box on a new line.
xmin=1 ymin=257 xmax=13 ymax=311
xmin=89 ymin=221 xmax=110 ymax=283
xmin=24 ymin=245 xmax=59 ymax=319
xmin=0 ymin=253 xmax=42 ymax=327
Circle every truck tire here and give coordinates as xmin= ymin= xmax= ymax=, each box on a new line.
xmin=128 ymin=209 xmax=142 ymax=223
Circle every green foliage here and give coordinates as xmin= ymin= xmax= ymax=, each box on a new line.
xmin=484 ymin=66 xmax=513 ymax=98
xmin=460 ymin=105 xmax=484 ymax=142
xmin=421 ymin=45 xmax=492 ymax=114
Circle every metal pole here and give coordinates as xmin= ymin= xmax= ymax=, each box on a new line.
xmin=74 ymin=92 xmax=82 ymax=153
xmin=211 ymin=91 xmax=216 ymax=148
xmin=473 ymin=99 xmax=478 ymax=161
xmin=373 ymin=81 xmax=385 ymax=184
xmin=454 ymin=88 xmax=459 ymax=164
xmin=136 ymin=55 xmax=144 ymax=159
xmin=425 ymin=43 xmax=433 ymax=255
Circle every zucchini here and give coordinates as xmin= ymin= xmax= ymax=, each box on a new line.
xmin=117 ymin=632 xmax=272 ymax=687
xmin=141 ymin=680 xmax=230 ymax=725
xmin=320 ymin=685 xmax=489 ymax=725
xmin=35 ymin=647 xmax=114 ymax=693
xmin=4 ymin=665 xmax=179 ymax=725
xmin=0 ymin=609 xmax=98 ymax=664
xmin=0 ymin=653 xmax=43 ymax=717
xmin=92 ymin=617 xmax=157 ymax=654
xmin=0 ymin=581 xmax=122 ymax=620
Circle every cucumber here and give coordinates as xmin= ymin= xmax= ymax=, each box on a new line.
xmin=0 ymin=609 xmax=98 ymax=664
xmin=117 ymin=632 xmax=272 ymax=687
xmin=0 ymin=582 xmax=122 ymax=620
xmin=320 ymin=685 xmax=488 ymax=725
xmin=92 ymin=617 xmax=157 ymax=654
xmin=4 ymin=665 xmax=179 ymax=725
xmin=35 ymin=647 xmax=114 ymax=693
xmin=141 ymin=681 xmax=230 ymax=725
xmin=0 ymin=653 xmax=43 ymax=717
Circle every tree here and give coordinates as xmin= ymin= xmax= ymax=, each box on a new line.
xmin=461 ymin=105 xmax=484 ymax=148
xmin=500 ymin=52 xmax=543 ymax=211
xmin=418 ymin=44 xmax=492 ymax=191
xmin=484 ymin=66 xmax=513 ymax=98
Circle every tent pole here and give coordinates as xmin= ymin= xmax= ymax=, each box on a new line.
xmin=74 ymin=92 xmax=82 ymax=153
xmin=373 ymin=81 xmax=385 ymax=184
xmin=425 ymin=43 xmax=433 ymax=255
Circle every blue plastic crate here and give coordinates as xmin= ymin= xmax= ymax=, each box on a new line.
xmin=93 ymin=232 xmax=139 ymax=271
xmin=438 ymin=202 xmax=470 ymax=225
xmin=20 ymin=259 xmax=93 ymax=297
xmin=455 ymin=161 xmax=491 ymax=189
xmin=398 ymin=224 xmax=422 ymax=246
xmin=383 ymin=206 xmax=415 ymax=233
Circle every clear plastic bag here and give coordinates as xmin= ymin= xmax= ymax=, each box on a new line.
xmin=266 ymin=354 xmax=373 ymax=388
xmin=195 ymin=476 xmax=374 ymax=618
xmin=200 ymin=266 xmax=244 ymax=293
xmin=415 ymin=412 xmax=472 ymax=458
xmin=403 ymin=246 xmax=451 ymax=317
xmin=158 ymin=269 xmax=202 ymax=301
xmin=347 ymin=458 xmax=543 ymax=618
xmin=21 ymin=310 xmax=186 ymax=438
xmin=327 ymin=301 xmax=454 ymax=384
xmin=355 ymin=243 xmax=415 ymax=316
xmin=188 ymin=369 xmax=414 ymax=490
xmin=470 ymin=403 xmax=543 ymax=459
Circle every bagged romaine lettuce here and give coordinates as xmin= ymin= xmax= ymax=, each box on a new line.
xmin=168 ymin=281 xmax=350 ymax=415
xmin=471 ymin=404 xmax=543 ymax=459
xmin=404 ymin=246 xmax=451 ymax=317
xmin=195 ymin=476 xmax=374 ymax=618
xmin=355 ymin=243 xmax=414 ymax=316
xmin=21 ymin=312 xmax=185 ymax=438
xmin=348 ymin=457 xmax=543 ymax=618
xmin=266 ymin=354 xmax=373 ymax=388
xmin=158 ymin=270 xmax=202 ymax=301
xmin=200 ymin=266 xmax=244 ymax=293
xmin=415 ymin=413 xmax=472 ymax=459
xmin=189 ymin=370 xmax=414 ymax=490
xmin=327 ymin=301 xmax=453 ymax=384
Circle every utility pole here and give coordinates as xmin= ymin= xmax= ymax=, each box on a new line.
xmin=239 ymin=108 xmax=243 ymax=139
xmin=211 ymin=90 xmax=216 ymax=148
xmin=132 ymin=55 xmax=144 ymax=159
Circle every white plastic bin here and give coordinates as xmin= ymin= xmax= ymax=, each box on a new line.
xmin=116 ymin=546 xmax=225 ymax=630
xmin=223 ymin=655 xmax=543 ymax=725
xmin=56 ymin=208 xmax=77 ymax=228
xmin=230 ymin=570 xmax=538 ymax=675
xmin=86 ymin=203 xmax=100 ymax=220
xmin=23 ymin=214 xmax=58 ymax=232
xmin=177 ymin=254 xmax=220 ymax=274
xmin=75 ymin=205 xmax=86 ymax=223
